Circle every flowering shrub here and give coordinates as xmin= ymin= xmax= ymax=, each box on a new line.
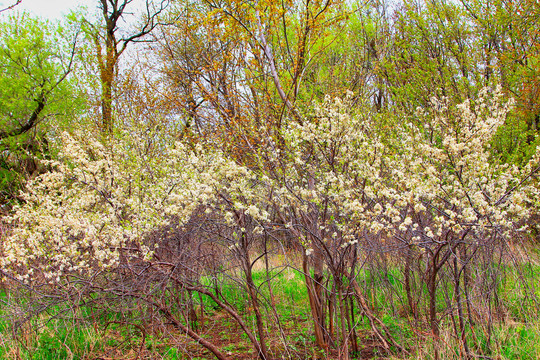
xmin=393 ymin=88 xmax=536 ymax=240
xmin=2 ymin=87 xmax=539 ymax=358
xmin=251 ymin=87 xmax=538 ymax=261
xmin=1 ymin=128 xmax=255 ymax=283
xmin=243 ymin=87 xmax=540 ymax=350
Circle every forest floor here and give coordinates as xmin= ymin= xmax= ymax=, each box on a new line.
xmin=1 ymin=251 xmax=539 ymax=359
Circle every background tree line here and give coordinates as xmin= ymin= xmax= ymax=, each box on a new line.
xmin=1 ymin=0 xmax=539 ymax=198
xmin=1 ymin=0 xmax=540 ymax=359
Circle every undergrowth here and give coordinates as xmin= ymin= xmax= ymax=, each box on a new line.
xmin=0 ymin=263 xmax=539 ymax=359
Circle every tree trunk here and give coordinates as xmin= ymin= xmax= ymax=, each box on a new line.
xmin=243 ymin=250 xmax=270 ymax=360
xmin=303 ymin=252 xmax=328 ymax=350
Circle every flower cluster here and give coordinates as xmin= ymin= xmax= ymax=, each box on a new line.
xmin=2 ymin=128 xmax=254 ymax=282
xmin=3 ymin=87 xmax=538 ymax=283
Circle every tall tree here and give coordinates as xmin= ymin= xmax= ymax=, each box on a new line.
xmin=158 ymin=0 xmax=347 ymax=161
xmin=378 ymin=0 xmax=483 ymax=113
xmin=0 ymin=13 xmax=83 ymax=203
xmin=456 ymin=0 xmax=540 ymax=161
xmin=0 ymin=14 xmax=81 ymax=141
xmin=85 ymin=0 xmax=169 ymax=133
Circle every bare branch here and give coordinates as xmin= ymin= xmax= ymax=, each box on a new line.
xmin=0 ymin=0 xmax=22 ymax=13
xmin=0 ymin=91 xmax=46 ymax=140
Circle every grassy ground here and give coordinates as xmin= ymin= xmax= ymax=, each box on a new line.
xmin=1 ymin=262 xmax=539 ymax=359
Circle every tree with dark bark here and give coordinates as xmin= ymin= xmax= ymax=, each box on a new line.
xmin=0 ymin=14 xmax=80 ymax=142
xmin=84 ymin=0 xmax=170 ymax=134
xmin=0 ymin=13 xmax=83 ymax=203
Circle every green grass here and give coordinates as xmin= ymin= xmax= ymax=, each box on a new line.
xmin=1 ymin=261 xmax=539 ymax=359
xmin=0 ymin=317 xmax=101 ymax=360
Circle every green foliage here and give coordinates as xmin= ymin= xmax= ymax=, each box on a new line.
xmin=0 ymin=12 xmax=86 ymax=204
xmin=2 ymin=265 xmax=539 ymax=359
xmin=492 ymin=113 xmax=540 ymax=165
xmin=0 ymin=12 xmax=85 ymax=137
xmin=381 ymin=0 xmax=485 ymax=111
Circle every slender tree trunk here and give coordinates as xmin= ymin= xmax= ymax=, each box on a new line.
xmin=345 ymin=270 xmax=407 ymax=354
xmin=101 ymin=40 xmax=115 ymax=134
xmin=244 ymin=254 xmax=270 ymax=360
xmin=303 ymin=253 xmax=328 ymax=350
xmin=347 ymin=296 xmax=359 ymax=354
xmin=101 ymin=75 xmax=113 ymax=133
xmin=302 ymin=174 xmax=328 ymax=350
xmin=453 ymin=253 xmax=470 ymax=359
xmin=337 ymin=285 xmax=350 ymax=360
xmin=404 ymin=244 xmax=417 ymax=319
xmin=428 ymin=250 xmax=441 ymax=360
